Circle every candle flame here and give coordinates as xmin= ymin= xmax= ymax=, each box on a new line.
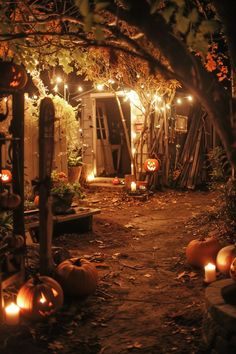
xmin=205 ymin=263 xmax=215 ymax=270
xmin=5 ymin=302 xmax=20 ymax=314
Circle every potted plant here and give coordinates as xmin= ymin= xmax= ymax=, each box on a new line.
xmin=50 ymin=171 xmax=84 ymax=214
xmin=67 ymin=146 xmax=83 ymax=183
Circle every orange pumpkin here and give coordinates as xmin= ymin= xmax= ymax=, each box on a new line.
xmin=229 ymin=257 xmax=236 ymax=280
xmin=56 ymin=258 xmax=98 ymax=297
xmin=186 ymin=237 xmax=221 ymax=268
xmin=216 ymin=245 xmax=236 ymax=274
xmin=112 ymin=177 xmax=120 ymax=185
xmin=0 ymin=62 xmax=28 ymax=90
xmin=0 ymin=191 xmax=21 ymax=209
xmin=143 ymin=158 xmax=159 ymax=172
xmin=0 ymin=169 xmax=12 ymax=183
xmin=34 ymin=195 xmax=39 ymax=207
xmin=17 ymin=275 xmax=64 ymax=320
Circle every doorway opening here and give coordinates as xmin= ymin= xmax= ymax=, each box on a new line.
xmin=95 ymin=97 xmax=131 ymax=177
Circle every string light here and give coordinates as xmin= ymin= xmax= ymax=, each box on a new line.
xmin=56 ymin=76 xmax=62 ymax=83
xmin=132 ymin=132 xmax=137 ymax=139
xmin=187 ymin=95 xmax=193 ymax=101
xmin=177 ymin=98 xmax=182 ymax=104
xmin=78 ymin=86 xmax=83 ymax=92
xmin=96 ymin=84 xmax=104 ymax=91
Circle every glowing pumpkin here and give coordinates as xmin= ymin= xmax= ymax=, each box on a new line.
xmin=17 ymin=275 xmax=64 ymax=320
xmin=216 ymin=245 xmax=236 ymax=274
xmin=186 ymin=237 xmax=221 ymax=268
xmin=56 ymin=258 xmax=98 ymax=297
xmin=0 ymin=62 xmax=28 ymax=90
xmin=0 ymin=169 xmax=12 ymax=183
xmin=143 ymin=158 xmax=159 ymax=172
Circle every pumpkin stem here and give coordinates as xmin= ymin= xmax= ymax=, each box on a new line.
xmin=32 ymin=274 xmax=41 ymax=285
xmin=73 ymin=258 xmax=81 ymax=267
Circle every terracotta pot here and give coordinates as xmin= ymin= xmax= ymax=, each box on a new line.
xmin=68 ymin=166 xmax=82 ymax=183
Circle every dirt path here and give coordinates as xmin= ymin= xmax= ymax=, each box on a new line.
xmin=0 ymin=189 xmax=221 ymax=354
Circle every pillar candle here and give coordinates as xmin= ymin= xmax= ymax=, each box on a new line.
xmin=204 ymin=263 xmax=216 ymax=283
xmin=5 ymin=302 xmax=20 ymax=325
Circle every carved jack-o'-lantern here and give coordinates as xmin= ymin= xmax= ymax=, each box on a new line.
xmin=144 ymin=158 xmax=159 ymax=172
xmin=17 ymin=275 xmax=64 ymax=320
xmin=0 ymin=169 xmax=12 ymax=183
xmin=0 ymin=62 xmax=28 ymax=90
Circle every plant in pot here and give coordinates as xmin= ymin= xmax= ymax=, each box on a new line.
xmin=67 ymin=146 xmax=83 ymax=183
xmin=50 ymin=171 xmax=84 ymax=214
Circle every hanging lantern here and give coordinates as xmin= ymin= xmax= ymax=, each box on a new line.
xmin=0 ymin=62 xmax=28 ymax=90
xmin=144 ymin=158 xmax=159 ymax=172
xmin=175 ymin=115 xmax=188 ymax=133
xmin=0 ymin=169 xmax=12 ymax=183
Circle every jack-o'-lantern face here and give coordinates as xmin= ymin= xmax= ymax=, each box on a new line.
xmin=144 ymin=159 xmax=159 ymax=172
xmin=0 ymin=62 xmax=28 ymax=90
xmin=0 ymin=169 xmax=12 ymax=183
xmin=16 ymin=275 xmax=64 ymax=320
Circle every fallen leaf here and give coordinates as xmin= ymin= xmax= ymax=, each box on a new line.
xmin=177 ymin=271 xmax=186 ymax=279
xmin=48 ymin=341 xmax=64 ymax=350
xmin=127 ymin=341 xmax=143 ymax=349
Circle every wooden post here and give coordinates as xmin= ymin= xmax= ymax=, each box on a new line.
xmin=12 ymin=92 xmax=25 ymax=236
xmin=38 ymin=97 xmax=55 ymax=275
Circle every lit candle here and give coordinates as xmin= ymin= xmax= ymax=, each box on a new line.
xmin=204 ymin=263 xmax=216 ymax=283
xmin=131 ymin=181 xmax=137 ymax=192
xmin=5 ymin=302 xmax=20 ymax=325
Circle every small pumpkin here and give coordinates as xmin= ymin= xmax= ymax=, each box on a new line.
xmin=56 ymin=258 xmax=98 ymax=297
xmin=0 ymin=191 xmax=21 ymax=209
xmin=3 ymin=234 xmax=24 ymax=248
xmin=186 ymin=237 xmax=221 ymax=268
xmin=17 ymin=275 xmax=64 ymax=320
xmin=143 ymin=158 xmax=159 ymax=172
xmin=230 ymin=257 xmax=236 ymax=280
xmin=216 ymin=245 xmax=236 ymax=274
xmin=34 ymin=195 xmax=39 ymax=207
xmin=0 ymin=169 xmax=12 ymax=183
xmin=112 ymin=177 xmax=120 ymax=185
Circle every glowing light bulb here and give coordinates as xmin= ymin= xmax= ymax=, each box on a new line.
xmin=64 ymin=84 xmax=68 ymax=89
xmin=87 ymin=173 xmax=95 ymax=182
xmin=56 ymin=76 xmax=62 ymax=83
xmin=177 ymin=98 xmax=182 ymax=104
xmin=78 ymin=86 xmax=83 ymax=92
xmin=132 ymin=131 xmax=137 ymax=139
xmin=187 ymin=95 xmax=193 ymax=101
xmin=97 ymin=84 xmax=104 ymax=91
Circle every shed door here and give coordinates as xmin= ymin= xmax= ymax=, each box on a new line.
xmin=96 ymin=101 xmax=115 ymax=175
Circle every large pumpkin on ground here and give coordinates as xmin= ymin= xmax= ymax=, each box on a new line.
xmin=216 ymin=245 xmax=236 ymax=274
xmin=16 ymin=275 xmax=64 ymax=320
xmin=186 ymin=237 xmax=221 ymax=268
xmin=56 ymin=258 xmax=98 ymax=297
